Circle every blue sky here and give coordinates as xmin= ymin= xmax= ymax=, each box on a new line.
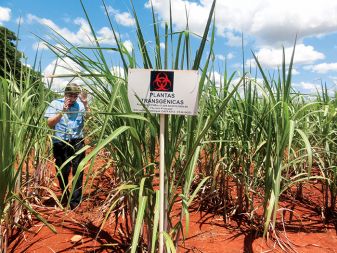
xmin=1 ymin=0 xmax=337 ymax=95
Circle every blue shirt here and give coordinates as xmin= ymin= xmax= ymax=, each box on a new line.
xmin=44 ymin=98 xmax=86 ymax=143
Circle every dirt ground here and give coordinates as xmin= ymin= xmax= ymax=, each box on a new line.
xmin=7 ymin=158 xmax=337 ymax=253
xmin=7 ymin=201 xmax=337 ymax=253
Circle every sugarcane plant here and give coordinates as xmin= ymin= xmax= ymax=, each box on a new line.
xmin=0 ymin=66 xmax=56 ymax=252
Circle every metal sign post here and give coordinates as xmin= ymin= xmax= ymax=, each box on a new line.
xmin=128 ymin=69 xmax=199 ymax=253
xmin=159 ymin=114 xmax=165 ymax=253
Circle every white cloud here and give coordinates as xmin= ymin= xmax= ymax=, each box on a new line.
xmin=27 ymin=14 xmax=117 ymax=46
xmin=32 ymin=41 xmax=49 ymax=51
xmin=123 ymin=40 xmax=133 ymax=53
xmin=227 ymin=53 xmax=234 ymax=60
xmin=44 ymin=58 xmax=127 ymax=92
xmin=147 ymin=0 xmax=337 ymax=46
xmin=224 ymin=31 xmax=243 ymax=47
xmin=216 ymin=54 xmax=225 ymax=61
xmin=27 ymin=14 xmax=92 ymax=45
xmin=16 ymin=17 xmax=23 ymax=25
xmin=293 ymin=80 xmax=337 ymax=95
xmin=247 ymin=44 xmax=324 ymax=68
xmin=0 ymin=7 xmax=11 ymax=24
xmin=215 ymin=53 xmax=234 ymax=61
xmin=292 ymin=68 xmax=300 ymax=75
xmin=116 ymin=12 xmax=135 ymax=27
xmin=209 ymin=70 xmax=222 ymax=86
xmin=111 ymin=66 xmax=126 ymax=78
xmin=106 ymin=6 xmax=135 ymax=27
xmin=43 ymin=57 xmax=84 ymax=91
xmin=97 ymin=26 xmax=117 ymax=45
xmin=160 ymin=42 xmax=165 ymax=49
xmin=293 ymin=81 xmax=321 ymax=94
xmin=308 ymin=62 xmax=337 ymax=73
xmin=146 ymin=0 xmax=212 ymax=35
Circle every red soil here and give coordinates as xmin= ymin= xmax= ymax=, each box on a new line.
xmin=7 ymin=158 xmax=337 ymax=253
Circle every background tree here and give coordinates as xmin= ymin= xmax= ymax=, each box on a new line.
xmin=0 ymin=26 xmax=24 ymax=80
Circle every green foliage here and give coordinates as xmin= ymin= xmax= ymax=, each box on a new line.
xmin=0 ymin=26 xmax=23 ymax=79
xmin=0 ymin=71 xmax=53 ymax=251
xmin=0 ymin=25 xmax=42 ymax=84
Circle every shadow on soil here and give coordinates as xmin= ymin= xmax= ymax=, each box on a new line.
xmin=187 ymin=189 xmax=337 ymax=253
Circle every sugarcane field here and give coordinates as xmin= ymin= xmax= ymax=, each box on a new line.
xmin=1 ymin=0 xmax=337 ymax=252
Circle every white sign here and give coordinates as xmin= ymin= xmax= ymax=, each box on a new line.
xmin=128 ymin=69 xmax=199 ymax=115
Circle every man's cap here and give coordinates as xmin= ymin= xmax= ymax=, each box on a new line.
xmin=65 ymin=83 xmax=81 ymax=94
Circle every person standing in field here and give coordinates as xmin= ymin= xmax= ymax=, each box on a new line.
xmin=44 ymin=83 xmax=90 ymax=210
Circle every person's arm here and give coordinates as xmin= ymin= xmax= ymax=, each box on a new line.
xmin=47 ymin=98 xmax=71 ymax=128
xmin=79 ymin=91 xmax=91 ymax=116
xmin=47 ymin=111 xmax=64 ymax=128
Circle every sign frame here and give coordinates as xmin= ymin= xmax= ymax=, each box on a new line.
xmin=128 ymin=68 xmax=200 ymax=116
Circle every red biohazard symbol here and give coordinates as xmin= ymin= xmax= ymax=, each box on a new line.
xmin=153 ymin=72 xmax=172 ymax=91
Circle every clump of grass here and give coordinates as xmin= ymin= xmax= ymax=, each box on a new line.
xmin=0 ymin=66 xmax=56 ymax=252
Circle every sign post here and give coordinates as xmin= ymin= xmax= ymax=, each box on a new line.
xmin=128 ymin=69 xmax=199 ymax=252
xmin=159 ymin=114 xmax=165 ymax=253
